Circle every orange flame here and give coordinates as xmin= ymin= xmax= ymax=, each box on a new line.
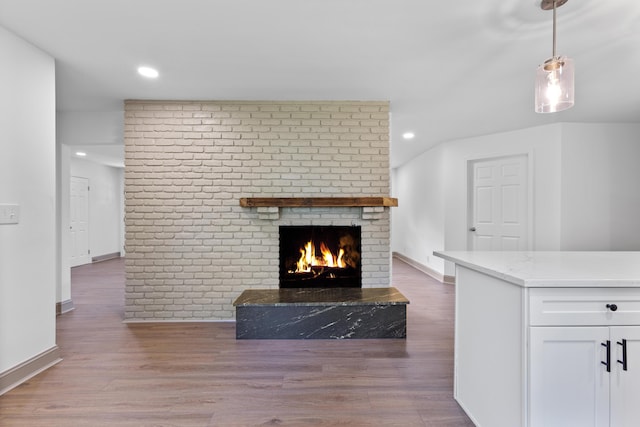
xmin=295 ymin=240 xmax=346 ymax=273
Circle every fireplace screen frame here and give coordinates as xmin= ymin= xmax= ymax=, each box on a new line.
xmin=279 ymin=225 xmax=362 ymax=288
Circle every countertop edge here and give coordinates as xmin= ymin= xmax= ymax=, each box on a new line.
xmin=433 ymin=251 xmax=640 ymax=288
xmin=434 ymin=251 xmax=526 ymax=287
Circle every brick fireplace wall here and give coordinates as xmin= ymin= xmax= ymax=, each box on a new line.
xmin=124 ymin=100 xmax=391 ymax=320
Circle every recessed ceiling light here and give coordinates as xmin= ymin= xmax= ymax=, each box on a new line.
xmin=137 ymin=66 xmax=159 ymax=78
xmin=75 ymin=151 xmax=87 ymax=157
xmin=402 ymin=132 xmax=415 ymax=140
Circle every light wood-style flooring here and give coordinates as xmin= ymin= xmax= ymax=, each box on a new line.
xmin=0 ymin=257 xmax=473 ymax=426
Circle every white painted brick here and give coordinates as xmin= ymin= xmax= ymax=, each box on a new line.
xmin=125 ymin=100 xmax=391 ymax=321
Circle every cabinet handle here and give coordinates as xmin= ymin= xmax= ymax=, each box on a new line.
xmin=601 ymin=340 xmax=611 ymax=372
xmin=617 ymin=339 xmax=628 ymax=371
xmin=606 ymin=303 xmax=618 ymax=312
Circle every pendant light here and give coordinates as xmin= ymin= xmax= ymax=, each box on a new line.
xmin=535 ymin=0 xmax=574 ymax=113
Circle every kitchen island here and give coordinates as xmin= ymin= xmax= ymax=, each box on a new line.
xmin=434 ymin=251 xmax=640 ymax=427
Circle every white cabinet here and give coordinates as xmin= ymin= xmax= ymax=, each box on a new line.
xmin=610 ymin=327 xmax=640 ymax=427
xmin=530 ymin=327 xmax=640 ymax=427
xmin=530 ymin=327 xmax=610 ymax=427
xmin=529 ymin=290 xmax=640 ymax=427
xmin=449 ymin=264 xmax=640 ymax=427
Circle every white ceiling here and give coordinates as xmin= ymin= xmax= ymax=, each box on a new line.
xmin=1 ymin=0 xmax=639 ymax=168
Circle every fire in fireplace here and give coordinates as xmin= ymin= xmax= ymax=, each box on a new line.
xmin=279 ymin=225 xmax=362 ymax=288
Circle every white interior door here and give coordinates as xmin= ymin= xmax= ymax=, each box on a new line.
xmin=70 ymin=176 xmax=90 ymax=267
xmin=469 ymin=154 xmax=528 ymax=250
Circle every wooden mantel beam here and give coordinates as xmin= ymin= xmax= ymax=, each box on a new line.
xmin=239 ymin=197 xmax=398 ymax=208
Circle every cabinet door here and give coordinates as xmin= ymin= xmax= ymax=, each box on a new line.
xmin=610 ymin=326 xmax=640 ymax=427
xmin=530 ymin=327 xmax=610 ymax=427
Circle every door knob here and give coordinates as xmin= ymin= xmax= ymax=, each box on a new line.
xmin=469 ymin=227 xmax=476 ymax=232
xmin=606 ymin=304 xmax=618 ymax=312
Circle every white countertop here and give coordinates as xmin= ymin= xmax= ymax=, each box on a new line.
xmin=433 ymin=251 xmax=640 ymax=287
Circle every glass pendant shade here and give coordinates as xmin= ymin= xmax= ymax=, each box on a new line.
xmin=535 ymin=0 xmax=574 ymax=113
xmin=535 ymin=56 xmax=574 ymax=113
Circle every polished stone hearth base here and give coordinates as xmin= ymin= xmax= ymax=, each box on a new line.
xmin=233 ymin=287 xmax=409 ymax=339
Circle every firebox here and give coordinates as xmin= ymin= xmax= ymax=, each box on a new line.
xmin=279 ymin=225 xmax=362 ymax=288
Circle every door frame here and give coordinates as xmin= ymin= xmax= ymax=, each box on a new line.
xmin=466 ymin=151 xmax=534 ymax=251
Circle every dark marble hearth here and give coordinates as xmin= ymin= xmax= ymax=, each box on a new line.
xmin=233 ymin=287 xmax=409 ymax=339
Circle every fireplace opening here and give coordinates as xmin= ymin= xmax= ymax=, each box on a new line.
xmin=279 ymin=225 xmax=362 ymax=288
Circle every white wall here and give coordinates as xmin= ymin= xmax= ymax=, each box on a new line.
xmin=0 ymin=26 xmax=57 ymax=373
xmin=393 ymin=122 xmax=640 ymax=278
xmin=394 ymin=124 xmax=563 ymax=276
xmin=70 ymin=157 xmax=124 ymax=259
xmin=560 ymin=123 xmax=640 ymax=250
xmin=57 ymin=111 xmax=124 ymax=145
xmin=392 ymin=144 xmax=446 ymax=274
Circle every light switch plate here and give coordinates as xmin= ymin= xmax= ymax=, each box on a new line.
xmin=0 ymin=204 xmax=20 ymax=224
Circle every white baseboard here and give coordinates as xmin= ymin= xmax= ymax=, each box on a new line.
xmin=56 ymin=299 xmax=75 ymax=315
xmin=91 ymin=252 xmax=121 ymax=263
xmin=0 ymin=346 xmax=62 ymax=396
xmin=392 ymin=252 xmax=455 ymax=284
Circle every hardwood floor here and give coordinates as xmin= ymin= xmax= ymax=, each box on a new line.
xmin=0 ymin=258 xmax=473 ymax=426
